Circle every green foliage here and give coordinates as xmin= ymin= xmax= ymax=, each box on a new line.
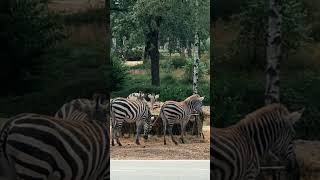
xmin=123 ymin=48 xmax=143 ymax=61
xmin=111 ymin=0 xmax=209 ymax=50
xmin=109 ymin=55 xmax=129 ymax=91
xmin=231 ymin=0 xmax=311 ymax=66
xmin=212 ymin=70 xmax=320 ymax=140
xmin=160 ymin=56 xmax=187 ymax=72
xmin=0 ymin=0 xmax=66 ymax=96
xmin=182 ymin=58 xmax=209 ymax=83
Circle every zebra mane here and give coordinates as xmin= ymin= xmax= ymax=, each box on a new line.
xmin=240 ymin=104 xmax=289 ymax=125
xmin=183 ymin=94 xmax=201 ymax=103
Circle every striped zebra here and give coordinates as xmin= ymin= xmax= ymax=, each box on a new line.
xmin=55 ymin=94 xmax=110 ymax=122
xmin=147 ymin=93 xmax=160 ymax=110
xmin=127 ymin=92 xmax=145 ymax=101
xmin=156 ymin=94 xmax=204 ymax=145
xmin=110 ymin=97 xmax=153 ymax=146
xmin=0 ymin=95 xmax=110 ymax=180
xmin=211 ymin=104 xmax=304 ymax=180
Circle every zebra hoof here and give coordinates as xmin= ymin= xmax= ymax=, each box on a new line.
xmin=174 ymin=142 xmax=178 ymax=145
xmin=136 ymin=141 xmax=141 ymax=145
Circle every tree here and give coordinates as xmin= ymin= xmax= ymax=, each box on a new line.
xmin=235 ymin=0 xmax=310 ymax=68
xmin=0 ymin=0 xmax=65 ymax=96
xmin=265 ymin=0 xmax=281 ymax=105
xmin=111 ymin=0 xmax=209 ymax=86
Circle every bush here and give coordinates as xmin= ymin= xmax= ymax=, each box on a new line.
xmin=170 ymin=57 xmax=187 ymax=69
xmin=108 ymin=55 xmax=129 ymax=91
xmin=182 ymin=58 xmax=209 ymax=83
xmin=124 ymin=48 xmax=143 ymax=61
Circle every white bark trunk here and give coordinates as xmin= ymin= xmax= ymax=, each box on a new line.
xmin=265 ymin=0 xmax=281 ymax=105
xmin=193 ymin=33 xmax=200 ymax=94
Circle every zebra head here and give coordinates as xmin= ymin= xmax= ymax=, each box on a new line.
xmin=272 ymin=107 xmax=304 ymax=171
xmin=148 ymin=93 xmax=160 ymax=110
xmin=184 ymin=94 xmax=204 ymax=112
xmin=73 ymin=93 xmax=109 ymax=123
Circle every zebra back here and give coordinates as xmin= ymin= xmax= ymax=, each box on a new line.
xmin=55 ymin=99 xmax=91 ymax=121
xmin=0 ymin=113 xmax=109 ymax=180
xmin=55 ymin=94 xmax=109 ymax=123
xmin=211 ymin=104 xmax=304 ymax=180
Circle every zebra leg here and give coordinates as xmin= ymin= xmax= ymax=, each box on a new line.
xmin=115 ymin=124 xmax=123 ymax=146
xmin=111 ymin=123 xmax=115 ymax=146
xmin=163 ymin=116 xmax=167 ymax=145
xmin=135 ymin=122 xmax=142 ymax=145
xmin=180 ymin=121 xmax=187 ymax=144
xmin=168 ymin=126 xmax=178 ymax=145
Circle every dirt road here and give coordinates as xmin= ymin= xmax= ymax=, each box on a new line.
xmin=111 ymin=126 xmax=210 ymax=160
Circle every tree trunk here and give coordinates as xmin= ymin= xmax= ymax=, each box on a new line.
xmin=193 ymin=33 xmax=200 ymax=94
xmin=265 ymin=0 xmax=281 ymax=105
xmin=146 ymin=18 xmax=161 ymax=86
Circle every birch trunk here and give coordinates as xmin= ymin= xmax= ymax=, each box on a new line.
xmin=193 ymin=33 xmax=200 ymax=94
xmin=265 ymin=0 xmax=281 ymax=105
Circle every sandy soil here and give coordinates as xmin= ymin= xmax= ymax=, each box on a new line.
xmin=111 ymin=126 xmax=210 ymax=160
xmin=295 ymin=140 xmax=320 ymax=179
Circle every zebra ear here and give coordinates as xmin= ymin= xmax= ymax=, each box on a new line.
xmin=155 ymin=94 xmax=159 ymax=99
xmin=148 ymin=94 xmax=152 ymax=99
xmin=199 ymin=96 xmax=205 ymax=101
xmin=286 ymin=108 xmax=305 ymax=124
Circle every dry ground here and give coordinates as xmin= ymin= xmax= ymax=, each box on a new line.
xmin=111 ymin=126 xmax=210 ymax=160
xmin=295 ymin=140 xmax=320 ymax=180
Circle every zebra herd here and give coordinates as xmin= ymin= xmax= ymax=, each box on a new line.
xmin=0 ymin=92 xmax=205 ymax=180
xmin=110 ymin=92 xmax=205 ymax=146
xmin=0 ymin=90 xmax=304 ymax=180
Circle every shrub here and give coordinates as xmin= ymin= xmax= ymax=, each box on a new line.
xmin=107 ymin=55 xmax=129 ymax=91
xmin=123 ymin=48 xmax=143 ymax=61
xmin=182 ymin=58 xmax=209 ymax=83
xmin=170 ymin=56 xmax=187 ymax=69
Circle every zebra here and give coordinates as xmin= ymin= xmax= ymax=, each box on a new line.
xmin=0 ymin=94 xmax=110 ymax=180
xmin=155 ymin=94 xmax=204 ymax=145
xmin=110 ymin=97 xmax=153 ymax=146
xmin=55 ymin=94 xmax=110 ymax=122
xmin=147 ymin=93 xmax=160 ymax=110
xmin=211 ymin=104 xmax=304 ymax=180
xmin=127 ymin=91 xmax=146 ymax=101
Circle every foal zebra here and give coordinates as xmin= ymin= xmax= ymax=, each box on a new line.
xmin=157 ymin=94 xmax=204 ymax=145
xmin=211 ymin=104 xmax=304 ymax=180
xmin=0 ymin=95 xmax=110 ymax=180
xmin=110 ymin=97 xmax=153 ymax=146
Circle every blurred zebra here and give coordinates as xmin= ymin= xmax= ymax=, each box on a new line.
xmin=55 ymin=94 xmax=110 ymax=122
xmin=111 ymin=97 xmax=153 ymax=146
xmin=127 ymin=91 xmax=146 ymax=101
xmin=147 ymin=93 xmax=160 ymax=110
xmin=0 ymin=95 xmax=110 ymax=180
xmin=211 ymin=104 xmax=304 ymax=180
xmin=156 ymin=94 xmax=204 ymax=145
